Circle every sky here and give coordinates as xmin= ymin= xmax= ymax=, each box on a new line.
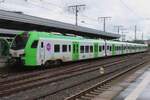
xmin=0 ymin=0 xmax=150 ymax=41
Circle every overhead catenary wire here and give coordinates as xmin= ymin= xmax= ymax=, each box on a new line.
xmin=119 ymin=0 xmax=145 ymax=20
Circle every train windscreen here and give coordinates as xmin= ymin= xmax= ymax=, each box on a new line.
xmin=11 ymin=32 xmax=29 ymax=50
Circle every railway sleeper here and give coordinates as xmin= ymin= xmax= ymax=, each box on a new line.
xmin=90 ymin=91 xmax=100 ymax=95
xmin=93 ymin=89 xmax=102 ymax=93
xmin=81 ymin=95 xmax=92 ymax=100
xmin=85 ymin=93 xmax=95 ymax=97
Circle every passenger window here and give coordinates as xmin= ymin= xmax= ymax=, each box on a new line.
xmin=62 ymin=45 xmax=67 ymax=52
xmin=31 ymin=40 xmax=38 ymax=48
xmin=110 ymin=46 xmax=112 ymax=51
xmin=90 ymin=46 xmax=93 ymax=53
xmin=99 ymin=46 xmax=102 ymax=52
xmin=85 ymin=46 xmax=89 ymax=53
xmin=80 ymin=46 xmax=84 ymax=53
xmin=103 ymin=45 xmax=105 ymax=50
xmin=54 ymin=44 xmax=60 ymax=52
xmin=107 ymin=46 xmax=109 ymax=50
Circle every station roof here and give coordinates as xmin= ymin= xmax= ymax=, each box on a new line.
xmin=0 ymin=28 xmax=22 ymax=37
xmin=0 ymin=10 xmax=120 ymax=39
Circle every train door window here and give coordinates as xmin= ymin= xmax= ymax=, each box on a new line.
xmin=54 ymin=44 xmax=60 ymax=52
xmin=41 ymin=42 xmax=44 ymax=48
xmin=73 ymin=44 xmax=75 ymax=53
xmin=99 ymin=46 xmax=102 ymax=52
xmin=90 ymin=46 xmax=93 ymax=53
xmin=85 ymin=46 xmax=89 ymax=53
xmin=80 ymin=46 xmax=84 ymax=53
xmin=62 ymin=45 xmax=67 ymax=52
xmin=69 ymin=45 xmax=71 ymax=52
xmin=76 ymin=44 xmax=79 ymax=53
xmin=31 ymin=40 xmax=38 ymax=48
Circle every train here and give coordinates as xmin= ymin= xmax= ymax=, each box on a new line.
xmin=9 ymin=31 xmax=148 ymax=68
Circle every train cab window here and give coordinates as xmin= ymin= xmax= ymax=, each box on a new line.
xmin=69 ymin=45 xmax=71 ymax=52
xmin=99 ymin=46 xmax=102 ymax=52
xmin=85 ymin=46 xmax=89 ymax=53
xmin=54 ymin=44 xmax=60 ymax=52
xmin=11 ymin=31 xmax=29 ymax=50
xmin=62 ymin=45 xmax=67 ymax=52
xmin=31 ymin=40 xmax=38 ymax=48
xmin=80 ymin=46 xmax=84 ymax=53
xmin=90 ymin=46 xmax=93 ymax=53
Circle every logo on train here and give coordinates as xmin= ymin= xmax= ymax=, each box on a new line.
xmin=46 ymin=43 xmax=51 ymax=51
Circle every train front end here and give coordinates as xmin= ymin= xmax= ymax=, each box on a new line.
xmin=9 ymin=32 xmax=29 ymax=66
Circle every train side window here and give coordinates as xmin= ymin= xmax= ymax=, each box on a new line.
xmin=102 ymin=45 xmax=105 ymax=50
xmin=110 ymin=46 xmax=112 ymax=51
xmin=107 ymin=46 xmax=109 ymax=50
xmin=54 ymin=44 xmax=60 ymax=52
xmin=69 ymin=45 xmax=71 ymax=52
xmin=99 ymin=46 xmax=102 ymax=52
xmin=90 ymin=46 xmax=93 ymax=53
xmin=85 ymin=46 xmax=89 ymax=53
xmin=62 ymin=45 xmax=67 ymax=52
xmin=80 ymin=46 xmax=84 ymax=53
xmin=31 ymin=40 xmax=38 ymax=48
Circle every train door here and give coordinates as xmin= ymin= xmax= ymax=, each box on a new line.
xmin=40 ymin=41 xmax=45 ymax=65
xmin=121 ymin=44 xmax=124 ymax=54
xmin=94 ymin=43 xmax=98 ymax=58
xmin=72 ymin=42 xmax=79 ymax=61
xmin=112 ymin=44 xmax=115 ymax=55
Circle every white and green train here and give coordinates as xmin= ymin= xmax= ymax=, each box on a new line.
xmin=9 ymin=31 xmax=148 ymax=68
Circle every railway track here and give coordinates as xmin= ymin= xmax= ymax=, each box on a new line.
xmin=0 ymin=53 xmax=144 ymax=79
xmin=0 ymin=53 xmax=148 ymax=99
xmin=65 ymin=58 xmax=149 ymax=100
xmin=39 ymin=55 xmax=150 ymax=100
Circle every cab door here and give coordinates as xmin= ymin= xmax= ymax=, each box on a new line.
xmin=40 ymin=41 xmax=45 ymax=64
xmin=112 ymin=44 xmax=115 ymax=55
xmin=72 ymin=42 xmax=79 ymax=61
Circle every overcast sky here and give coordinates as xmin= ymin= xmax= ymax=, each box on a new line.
xmin=0 ymin=0 xmax=150 ymax=40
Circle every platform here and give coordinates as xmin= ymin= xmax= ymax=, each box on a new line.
xmin=115 ymin=67 xmax=150 ymax=100
xmin=92 ymin=64 xmax=150 ymax=100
